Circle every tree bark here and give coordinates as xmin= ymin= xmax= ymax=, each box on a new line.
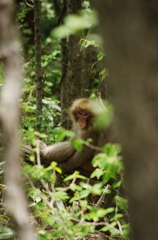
xmin=93 ymin=1 xmax=158 ymax=240
xmin=60 ymin=0 xmax=84 ymax=129
xmin=52 ymin=0 xmax=70 ymax=129
xmin=82 ymin=45 xmax=94 ymax=98
xmin=53 ymin=0 xmax=95 ymax=129
xmin=0 ymin=0 xmax=35 ymax=239
xmin=34 ymin=0 xmax=43 ymax=131
xmin=60 ymin=37 xmax=69 ymax=128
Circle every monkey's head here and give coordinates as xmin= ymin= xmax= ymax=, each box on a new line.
xmin=69 ymin=98 xmax=94 ymax=129
xmin=70 ymin=98 xmax=113 ymax=131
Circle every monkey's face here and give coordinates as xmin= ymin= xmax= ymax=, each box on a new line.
xmin=76 ymin=111 xmax=89 ymax=129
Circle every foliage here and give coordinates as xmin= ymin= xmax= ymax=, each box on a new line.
xmin=91 ymin=144 xmax=123 ymax=183
xmin=16 ymin=1 xmax=33 ymax=48
xmin=21 ymin=142 xmax=129 ymax=240
xmin=52 ymin=10 xmax=98 ymax=38
xmin=20 ymin=37 xmax=61 ymax=139
xmin=0 ymin=1 xmax=130 ymax=240
xmin=0 ymin=133 xmax=130 ymax=239
xmin=0 ymin=163 xmax=16 ymax=239
xmin=16 ymin=0 xmax=61 ymax=137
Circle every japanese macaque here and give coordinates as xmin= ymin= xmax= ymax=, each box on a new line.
xmin=39 ymin=98 xmax=114 ymax=177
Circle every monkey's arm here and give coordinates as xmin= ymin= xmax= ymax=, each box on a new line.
xmin=58 ymin=146 xmax=94 ymax=173
xmin=40 ymin=141 xmax=76 ymax=163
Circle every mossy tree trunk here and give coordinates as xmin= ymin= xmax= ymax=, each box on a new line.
xmin=61 ymin=0 xmax=83 ymax=129
xmin=34 ymin=0 xmax=43 ymax=131
xmin=53 ymin=0 xmax=94 ymax=129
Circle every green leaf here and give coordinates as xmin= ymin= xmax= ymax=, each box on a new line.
xmin=91 ymin=182 xmax=103 ymax=195
xmin=70 ymin=183 xmax=82 ymax=191
xmin=56 ymin=129 xmax=74 ymax=142
xmin=100 ymin=68 xmax=109 ymax=80
xmin=114 ymin=196 xmax=128 ymax=210
xmin=55 ymin=166 xmax=62 ymax=174
xmin=64 ymin=171 xmax=84 ymax=181
xmin=110 ymin=213 xmax=123 ymax=221
xmin=97 ymin=52 xmax=105 ymax=60
xmin=80 ymin=200 xmax=88 ymax=208
xmin=0 ymin=225 xmax=15 ymax=239
xmin=90 ymin=168 xmax=103 ymax=179
xmin=71 ymin=139 xmax=85 ymax=151
xmin=52 ymin=11 xmax=98 ymax=38
xmin=112 ymin=180 xmax=122 ymax=189
xmin=102 ymin=207 xmax=115 ymax=215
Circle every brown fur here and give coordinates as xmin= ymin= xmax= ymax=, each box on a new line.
xmin=39 ymin=99 xmax=114 ymax=177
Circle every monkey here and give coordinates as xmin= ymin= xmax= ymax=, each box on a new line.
xmin=39 ymin=98 xmax=114 ymax=177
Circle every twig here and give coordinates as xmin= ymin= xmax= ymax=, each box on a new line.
xmin=36 ymin=139 xmax=41 ymax=165
xmin=96 ymin=184 xmax=110 ymax=207
xmin=25 ymin=0 xmax=33 ymax=8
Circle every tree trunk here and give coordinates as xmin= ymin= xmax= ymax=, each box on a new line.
xmin=81 ymin=45 xmax=94 ymax=98
xmin=52 ymin=0 xmax=69 ymax=129
xmin=34 ymin=0 xmax=43 ymax=131
xmin=0 ymin=0 xmax=35 ymax=239
xmin=60 ymin=0 xmax=84 ymax=129
xmin=93 ymin=1 xmax=158 ymax=240
xmin=52 ymin=0 xmax=96 ymax=130
xmin=60 ymin=37 xmax=69 ymax=128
